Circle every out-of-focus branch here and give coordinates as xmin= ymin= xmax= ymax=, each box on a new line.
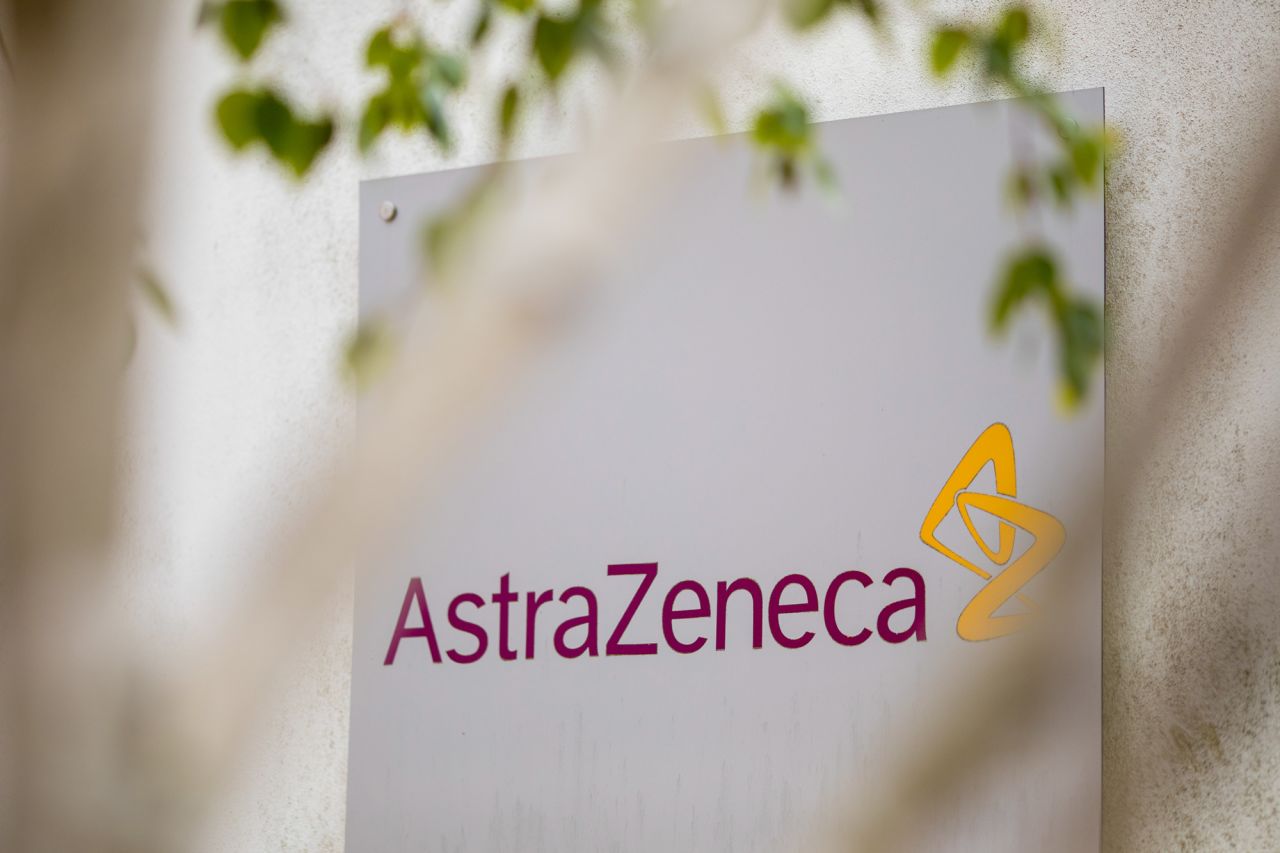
xmin=148 ymin=0 xmax=775 ymax=841
xmin=0 ymin=2 xmax=161 ymax=852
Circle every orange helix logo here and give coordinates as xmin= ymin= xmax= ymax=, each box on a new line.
xmin=920 ymin=423 xmax=1065 ymax=641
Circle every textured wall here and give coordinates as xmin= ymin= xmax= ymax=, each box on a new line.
xmin=135 ymin=1 xmax=1280 ymax=850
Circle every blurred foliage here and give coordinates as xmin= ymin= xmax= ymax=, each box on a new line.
xmin=533 ymin=0 xmax=618 ymax=81
xmin=499 ymin=85 xmax=522 ymax=148
xmin=784 ymin=0 xmax=880 ymax=32
xmin=344 ymin=321 xmax=395 ymax=389
xmin=202 ymin=0 xmax=334 ymax=177
xmin=360 ymin=25 xmax=467 ymax=153
xmin=199 ymin=0 xmax=284 ymax=61
xmin=203 ymin=1 xmax=1107 ymax=408
xmin=137 ymin=268 xmax=179 ymax=328
xmin=216 ymin=89 xmax=334 ymax=178
xmin=423 ymin=167 xmax=507 ymax=279
xmin=751 ymin=88 xmax=836 ymax=192
xmin=991 ymin=248 xmax=1102 ymax=408
xmin=928 ymin=5 xmax=1108 ymax=409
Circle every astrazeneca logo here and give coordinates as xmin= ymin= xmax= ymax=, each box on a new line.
xmin=919 ymin=423 xmax=1065 ymax=642
xmin=380 ymin=422 xmax=1062 ymax=668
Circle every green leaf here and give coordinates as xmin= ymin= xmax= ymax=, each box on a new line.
xmin=996 ymin=7 xmax=1030 ymax=45
xmin=216 ymin=90 xmax=262 ymax=149
xmin=471 ymin=3 xmax=493 ymax=46
xmin=496 ymin=0 xmax=535 ymax=12
xmin=982 ymin=35 xmax=1013 ymax=77
xmin=366 ymin=26 xmax=426 ymax=78
xmin=1059 ymin=299 xmax=1102 ymax=406
xmin=852 ymin=0 xmax=880 ymax=24
xmin=359 ymin=95 xmax=390 ymax=152
xmin=422 ymin=168 xmax=505 ymax=276
xmin=784 ymin=0 xmax=836 ymax=30
xmin=432 ymin=54 xmax=467 ymax=90
xmin=698 ymin=85 xmax=727 ymax=136
xmin=215 ymin=88 xmax=333 ymax=177
xmin=534 ymin=14 xmax=577 ymax=81
xmin=1007 ymin=168 xmax=1035 ymax=209
xmin=930 ymin=28 xmax=969 ymax=76
xmin=421 ymin=84 xmax=450 ymax=148
xmin=254 ymin=90 xmax=295 ymax=155
xmin=219 ymin=0 xmax=282 ymax=61
xmin=499 ymin=84 xmax=521 ymax=143
xmin=386 ymin=78 xmax=423 ymax=129
xmin=285 ymin=117 xmax=334 ymax=176
xmin=138 ymin=269 xmax=179 ymax=327
xmin=344 ymin=322 xmax=395 ymax=388
xmin=366 ymin=27 xmax=396 ymax=68
xmin=991 ymin=247 xmax=1103 ymax=408
xmin=1048 ymin=163 xmax=1074 ymax=205
xmin=752 ymin=94 xmax=810 ymax=155
xmin=1070 ymin=135 xmax=1102 ymax=186
xmin=991 ymin=249 xmax=1055 ymax=331
xmin=785 ymin=0 xmax=877 ymax=29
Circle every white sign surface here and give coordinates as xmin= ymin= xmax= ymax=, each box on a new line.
xmin=349 ymin=91 xmax=1104 ymax=852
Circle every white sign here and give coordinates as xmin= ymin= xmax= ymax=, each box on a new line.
xmin=348 ymin=91 xmax=1103 ymax=852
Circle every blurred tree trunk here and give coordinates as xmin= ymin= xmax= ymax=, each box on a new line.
xmin=0 ymin=2 xmax=161 ymax=851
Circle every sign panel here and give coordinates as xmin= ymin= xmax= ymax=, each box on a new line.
xmin=349 ymin=91 xmax=1104 ymax=851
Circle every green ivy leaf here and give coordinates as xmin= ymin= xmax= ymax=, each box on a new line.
xmin=992 ymin=247 xmax=1102 ymax=409
xmin=996 ymin=7 xmax=1030 ymax=45
xmin=752 ymin=94 xmax=809 ymax=155
xmin=344 ymin=321 xmax=395 ymax=389
xmin=1007 ymin=168 xmax=1036 ymax=209
xmin=785 ymin=0 xmax=877 ymax=29
xmin=214 ymin=88 xmax=333 ymax=177
xmin=284 ymin=116 xmax=334 ymax=176
xmin=359 ymin=95 xmax=391 ymax=152
xmin=991 ymin=249 xmax=1055 ymax=332
xmin=1070 ymin=134 xmax=1102 ymax=186
xmin=930 ymin=29 xmax=969 ymax=76
xmin=1048 ymin=163 xmax=1074 ymax=205
xmin=219 ymin=0 xmax=282 ymax=61
xmin=432 ymin=54 xmax=467 ymax=90
xmin=499 ymin=84 xmax=521 ymax=144
xmin=982 ymin=35 xmax=1013 ymax=77
xmin=698 ymin=85 xmax=728 ymax=136
xmin=422 ymin=169 xmax=504 ymax=276
xmin=784 ymin=0 xmax=836 ymax=30
xmin=366 ymin=27 xmax=397 ymax=67
xmin=471 ymin=3 xmax=493 ymax=47
xmin=534 ymin=14 xmax=577 ymax=81
xmin=216 ymin=90 xmax=262 ymax=149
xmin=137 ymin=269 xmax=179 ymax=327
xmin=851 ymin=0 xmax=880 ymax=24
xmin=421 ymin=84 xmax=450 ymax=148
xmin=362 ymin=24 xmax=465 ymax=151
xmin=1059 ymin=299 xmax=1102 ymax=406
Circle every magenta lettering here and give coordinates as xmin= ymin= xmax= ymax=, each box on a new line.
xmin=605 ymin=563 xmax=659 ymax=656
xmin=382 ymin=563 xmax=927 ymax=667
xmin=385 ymin=577 xmax=442 ymax=665
xmin=662 ymin=580 xmax=710 ymax=654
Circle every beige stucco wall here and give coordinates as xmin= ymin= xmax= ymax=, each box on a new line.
xmin=134 ymin=1 xmax=1280 ymax=850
